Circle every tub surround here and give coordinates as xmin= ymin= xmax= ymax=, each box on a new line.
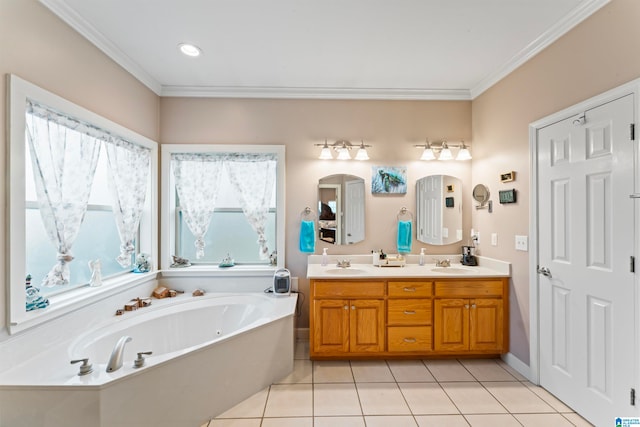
xmin=307 ymin=254 xmax=510 ymax=360
xmin=0 ymin=272 xmax=297 ymax=427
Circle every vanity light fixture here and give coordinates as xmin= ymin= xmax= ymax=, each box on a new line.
xmin=419 ymin=140 xmax=437 ymax=160
xmin=355 ymin=141 xmax=370 ymax=160
xmin=315 ymin=140 xmax=372 ymax=160
xmin=318 ymin=140 xmax=333 ymax=159
xmin=438 ymin=142 xmax=453 ymax=161
xmin=415 ymin=139 xmax=471 ymax=161
xmin=178 ymin=43 xmax=202 ymax=57
xmin=456 ymin=141 xmax=472 ymax=160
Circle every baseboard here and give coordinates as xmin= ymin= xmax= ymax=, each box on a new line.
xmin=296 ymin=328 xmax=309 ymax=341
xmin=501 ymin=352 xmax=532 ymax=381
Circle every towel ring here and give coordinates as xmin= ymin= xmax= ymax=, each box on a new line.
xmin=301 ymin=207 xmax=316 ymax=221
xmin=397 ymin=207 xmax=413 ymax=221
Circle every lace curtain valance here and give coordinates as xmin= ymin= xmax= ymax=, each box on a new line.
xmin=171 ymin=152 xmax=277 ymax=259
xmin=26 ymin=100 xmax=151 ymax=285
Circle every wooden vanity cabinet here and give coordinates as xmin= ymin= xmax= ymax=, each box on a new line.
xmin=386 ymin=281 xmax=433 ymax=353
xmin=310 ymin=276 xmax=508 ymax=359
xmin=433 ymin=280 xmax=507 ymax=353
xmin=311 ymin=281 xmax=385 ymax=356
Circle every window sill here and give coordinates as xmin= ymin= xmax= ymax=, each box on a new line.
xmin=159 ymin=265 xmax=278 ymax=278
xmin=9 ymin=271 xmax=157 ymax=335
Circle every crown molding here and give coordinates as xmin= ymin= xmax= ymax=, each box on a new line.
xmin=39 ymin=0 xmax=163 ymax=95
xmin=40 ymin=0 xmax=608 ymax=101
xmin=160 ymin=85 xmax=471 ymax=100
xmin=469 ymin=0 xmax=611 ymax=99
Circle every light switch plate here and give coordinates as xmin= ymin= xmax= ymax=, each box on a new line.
xmin=515 ymin=235 xmax=528 ymax=251
xmin=491 ymin=233 xmax=498 ymax=246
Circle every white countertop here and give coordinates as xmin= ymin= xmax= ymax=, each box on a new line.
xmin=306 ymin=255 xmax=510 ymax=279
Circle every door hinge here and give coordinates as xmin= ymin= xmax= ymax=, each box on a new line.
xmin=631 ymin=123 xmax=635 ymax=141
xmin=631 ymin=388 xmax=636 ymax=406
xmin=631 ymin=256 xmax=636 ymax=273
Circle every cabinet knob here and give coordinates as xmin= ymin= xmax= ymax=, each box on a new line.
xmin=403 ymin=310 xmax=416 ymax=315
xmin=471 ymin=304 xmax=477 ymax=309
xmin=403 ymin=338 xmax=417 ymax=343
xmin=351 ymin=305 xmax=356 ymax=310
xmin=465 ymin=304 xmax=469 ymax=309
xmin=344 ymin=305 xmax=348 ymax=310
xmin=403 ymin=287 xmax=416 ymax=292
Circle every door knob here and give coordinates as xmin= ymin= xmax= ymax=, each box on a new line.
xmin=537 ymin=266 xmax=552 ymax=278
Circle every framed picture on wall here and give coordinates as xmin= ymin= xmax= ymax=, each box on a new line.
xmin=371 ymin=166 xmax=407 ymax=194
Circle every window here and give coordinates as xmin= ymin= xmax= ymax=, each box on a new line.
xmin=8 ymin=75 xmax=157 ymax=333
xmin=162 ymin=145 xmax=285 ymax=270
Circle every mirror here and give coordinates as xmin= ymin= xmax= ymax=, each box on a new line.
xmin=318 ymin=174 xmax=365 ymax=245
xmin=416 ymin=175 xmax=463 ymax=245
xmin=472 ymin=184 xmax=490 ymax=204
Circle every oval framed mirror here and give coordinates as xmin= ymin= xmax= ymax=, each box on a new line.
xmin=416 ymin=175 xmax=462 ymax=245
xmin=472 ymin=184 xmax=490 ymax=205
xmin=318 ymin=174 xmax=365 ymax=245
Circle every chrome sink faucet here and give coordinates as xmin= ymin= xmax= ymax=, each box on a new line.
xmin=106 ymin=335 xmax=132 ymax=373
xmin=336 ymin=259 xmax=351 ymax=268
xmin=433 ymin=258 xmax=451 ymax=267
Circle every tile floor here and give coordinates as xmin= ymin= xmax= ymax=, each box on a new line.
xmin=201 ymin=340 xmax=593 ymax=427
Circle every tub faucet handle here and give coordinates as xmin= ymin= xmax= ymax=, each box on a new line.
xmin=133 ymin=351 xmax=153 ymax=368
xmin=70 ymin=358 xmax=93 ymax=376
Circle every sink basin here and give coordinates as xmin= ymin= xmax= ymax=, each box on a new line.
xmin=430 ymin=267 xmax=471 ymax=274
xmin=325 ymin=268 xmax=367 ymax=275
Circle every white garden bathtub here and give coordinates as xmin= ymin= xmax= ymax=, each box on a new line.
xmin=0 ymin=292 xmax=297 ymax=427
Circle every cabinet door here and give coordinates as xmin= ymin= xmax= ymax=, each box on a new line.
xmin=313 ymin=299 xmax=349 ymax=354
xmin=470 ymin=298 xmax=503 ymax=351
xmin=350 ymin=299 xmax=385 ymax=353
xmin=434 ymin=299 xmax=469 ymax=351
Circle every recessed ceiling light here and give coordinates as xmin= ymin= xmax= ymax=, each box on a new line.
xmin=178 ymin=43 xmax=202 ymax=57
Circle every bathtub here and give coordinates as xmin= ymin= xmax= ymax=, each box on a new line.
xmin=0 ymin=292 xmax=298 ymax=427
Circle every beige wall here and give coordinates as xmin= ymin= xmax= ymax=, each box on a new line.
xmin=160 ymin=98 xmax=472 ymax=326
xmin=0 ymin=0 xmax=160 ymax=331
xmin=472 ymin=0 xmax=640 ymax=364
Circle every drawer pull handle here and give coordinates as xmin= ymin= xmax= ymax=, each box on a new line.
xmin=403 ymin=287 xmax=417 ymax=292
xmin=403 ymin=338 xmax=417 ymax=343
xmin=403 ymin=310 xmax=417 ymax=315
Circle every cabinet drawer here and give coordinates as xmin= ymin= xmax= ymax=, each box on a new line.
xmin=387 ymin=326 xmax=432 ymax=352
xmin=313 ymin=281 xmax=385 ymax=298
xmin=387 ymin=299 xmax=432 ymax=325
xmin=388 ymin=281 xmax=432 ymax=297
xmin=435 ymin=280 xmax=504 ymax=297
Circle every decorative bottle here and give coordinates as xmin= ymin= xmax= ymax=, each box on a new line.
xmin=321 ymin=248 xmax=328 ymax=266
xmin=419 ymin=248 xmax=425 ymax=266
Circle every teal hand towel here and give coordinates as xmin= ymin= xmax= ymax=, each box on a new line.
xmin=397 ymin=220 xmax=412 ymax=253
xmin=299 ymin=220 xmax=316 ymax=253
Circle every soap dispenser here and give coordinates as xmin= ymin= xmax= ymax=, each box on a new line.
xmin=321 ymin=248 xmax=328 ymax=266
xmin=419 ymin=248 xmax=425 ymax=266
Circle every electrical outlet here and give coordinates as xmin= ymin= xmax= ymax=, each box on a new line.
xmin=491 ymin=233 xmax=498 ymax=246
xmin=515 ymin=235 xmax=528 ymax=251
xmin=474 ymin=232 xmax=480 ymax=245
xmin=291 ymin=277 xmax=299 ymax=292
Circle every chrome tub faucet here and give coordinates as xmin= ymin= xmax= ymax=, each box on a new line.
xmin=106 ymin=335 xmax=132 ymax=373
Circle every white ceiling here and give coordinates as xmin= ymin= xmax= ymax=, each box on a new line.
xmin=41 ymin=0 xmax=609 ymax=100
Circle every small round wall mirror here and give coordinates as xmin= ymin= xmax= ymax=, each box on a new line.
xmin=472 ymin=184 xmax=490 ymax=205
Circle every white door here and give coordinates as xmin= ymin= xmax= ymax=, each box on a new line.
xmin=416 ymin=175 xmax=443 ymax=245
xmin=344 ymin=178 xmax=365 ymax=244
xmin=537 ymin=94 xmax=636 ymax=426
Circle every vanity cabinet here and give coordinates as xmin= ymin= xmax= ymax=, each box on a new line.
xmin=309 ymin=276 xmax=508 ymax=359
xmin=311 ymin=281 xmax=385 ymax=355
xmin=387 ymin=281 xmax=433 ymax=353
xmin=433 ymin=280 xmax=506 ymax=353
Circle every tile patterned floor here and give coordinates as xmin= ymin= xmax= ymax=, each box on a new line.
xmin=202 ymin=340 xmax=593 ymax=427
